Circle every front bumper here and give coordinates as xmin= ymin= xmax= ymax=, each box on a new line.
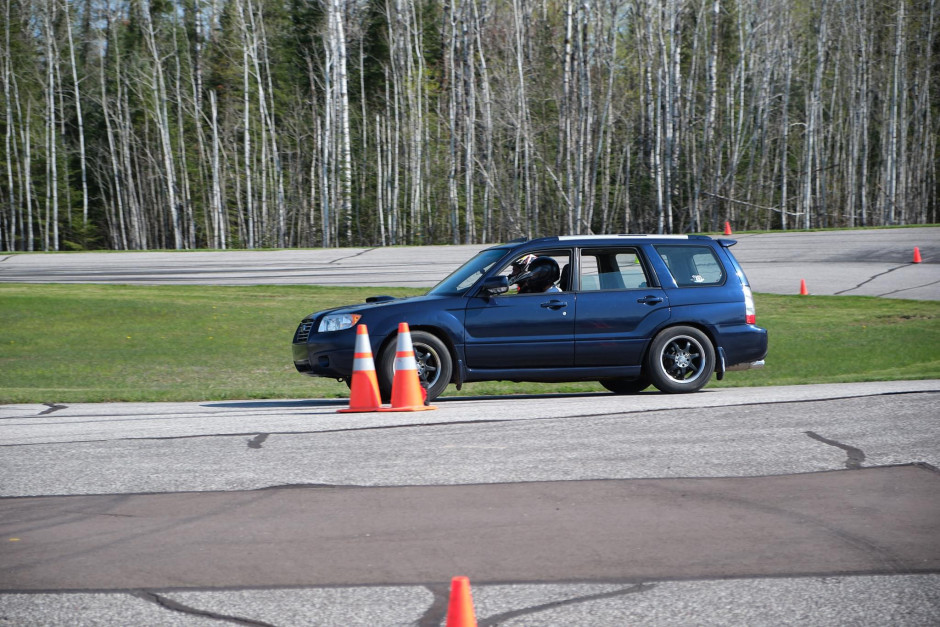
xmin=292 ymin=323 xmax=358 ymax=379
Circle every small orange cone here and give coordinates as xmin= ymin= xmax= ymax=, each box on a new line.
xmin=724 ymin=221 xmax=732 ymax=235
xmin=379 ymin=322 xmax=437 ymax=412
xmin=799 ymin=279 xmax=809 ymax=295
xmin=337 ymin=325 xmax=383 ymax=413
xmin=913 ymin=247 xmax=922 ymax=263
xmin=446 ymin=576 xmax=477 ymax=627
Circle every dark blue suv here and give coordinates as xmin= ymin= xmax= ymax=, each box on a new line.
xmin=293 ymin=235 xmax=767 ymax=401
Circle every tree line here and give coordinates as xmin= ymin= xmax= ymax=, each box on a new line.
xmin=1 ymin=0 xmax=937 ymax=251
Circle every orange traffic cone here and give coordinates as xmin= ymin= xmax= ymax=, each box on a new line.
xmin=379 ymin=322 xmax=437 ymax=412
xmin=799 ymin=279 xmax=809 ymax=295
xmin=724 ymin=221 xmax=732 ymax=235
xmin=913 ymin=247 xmax=922 ymax=263
xmin=337 ymin=325 xmax=383 ymax=413
xmin=446 ymin=576 xmax=477 ymax=627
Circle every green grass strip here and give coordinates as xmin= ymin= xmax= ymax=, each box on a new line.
xmin=1 ymin=284 xmax=937 ymax=403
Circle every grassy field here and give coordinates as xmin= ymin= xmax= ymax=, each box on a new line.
xmin=1 ymin=283 xmax=938 ymax=403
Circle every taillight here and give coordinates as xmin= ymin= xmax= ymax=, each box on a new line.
xmin=744 ymin=286 xmax=756 ymax=324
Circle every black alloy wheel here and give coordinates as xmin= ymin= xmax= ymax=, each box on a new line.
xmin=646 ymin=326 xmax=715 ymax=393
xmin=378 ymin=330 xmax=453 ymax=403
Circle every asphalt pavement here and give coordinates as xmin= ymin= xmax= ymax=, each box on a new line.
xmin=2 ymin=381 xmax=939 ymax=625
xmin=1 ymin=229 xmax=939 ymax=625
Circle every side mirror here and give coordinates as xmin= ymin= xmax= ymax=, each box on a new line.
xmin=480 ymin=275 xmax=509 ymax=296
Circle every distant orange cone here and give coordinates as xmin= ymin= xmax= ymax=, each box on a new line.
xmin=799 ymin=279 xmax=809 ymax=295
xmin=446 ymin=576 xmax=477 ymax=627
xmin=724 ymin=221 xmax=732 ymax=235
xmin=379 ymin=322 xmax=437 ymax=412
xmin=913 ymin=247 xmax=922 ymax=263
xmin=338 ymin=325 xmax=383 ymax=413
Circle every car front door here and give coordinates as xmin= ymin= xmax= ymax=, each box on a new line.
xmin=463 ymin=251 xmax=575 ymax=369
xmin=574 ymin=248 xmax=671 ymax=367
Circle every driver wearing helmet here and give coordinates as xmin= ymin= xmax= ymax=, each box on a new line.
xmin=512 ymin=255 xmax=561 ymax=293
xmin=508 ymin=254 xmax=538 ymax=288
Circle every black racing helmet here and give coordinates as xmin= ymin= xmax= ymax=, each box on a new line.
xmin=516 ymin=256 xmax=560 ymax=292
xmin=508 ymin=253 xmax=538 ymax=285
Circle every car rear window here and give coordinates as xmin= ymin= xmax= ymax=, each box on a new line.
xmin=655 ymin=245 xmax=725 ymax=286
xmin=579 ymin=249 xmax=650 ymax=290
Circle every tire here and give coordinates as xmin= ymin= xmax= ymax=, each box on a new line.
xmin=645 ymin=326 xmax=715 ymax=393
xmin=378 ymin=330 xmax=452 ymax=403
xmin=600 ymin=378 xmax=649 ymax=394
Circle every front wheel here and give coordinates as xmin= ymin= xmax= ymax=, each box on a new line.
xmin=378 ymin=330 xmax=453 ymax=403
xmin=646 ymin=326 xmax=715 ymax=393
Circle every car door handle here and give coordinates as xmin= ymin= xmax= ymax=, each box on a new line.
xmin=540 ymin=300 xmax=568 ymax=310
xmin=637 ymin=295 xmax=664 ymax=305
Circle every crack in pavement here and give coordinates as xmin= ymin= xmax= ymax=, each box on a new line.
xmin=834 ymin=264 xmax=906 ymax=295
xmin=131 ymin=590 xmax=276 ymax=626
xmin=4 ymin=389 xmax=935 ymax=448
xmin=418 ymin=581 xmax=654 ymax=626
xmin=805 ymin=431 xmax=866 ymax=470
xmin=0 ymin=403 xmax=71 ymax=422
xmin=477 ymin=583 xmax=655 ymax=626
xmin=247 ymin=433 xmax=269 ymax=450
xmin=328 ymin=248 xmax=375 ymax=264
xmin=418 ymin=583 xmax=450 ymax=627
xmin=877 ymin=277 xmax=940 ymax=298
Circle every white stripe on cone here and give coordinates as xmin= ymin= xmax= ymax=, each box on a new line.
xmin=353 ymin=329 xmax=377 ymax=371
xmin=380 ymin=322 xmax=437 ymax=412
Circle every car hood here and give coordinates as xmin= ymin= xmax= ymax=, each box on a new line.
xmin=303 ymin=293 xmax=435 ymax=321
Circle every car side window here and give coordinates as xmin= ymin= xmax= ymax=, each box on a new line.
xmin=497 ymin=251 xmax=570 ymax=295
xmin=655 ymin=245 xmax=725 ymax=286
xmin=578 ymin=249 xmax=649 ymax=291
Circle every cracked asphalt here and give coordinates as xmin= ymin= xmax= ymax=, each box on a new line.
xmin=1 ymin=228 xmax=939 ymax=625
xmin=2 ymin=383 xmax=939 ymax=625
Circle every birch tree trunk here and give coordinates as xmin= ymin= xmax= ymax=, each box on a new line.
xmin=883 ymin=0 xmax=905 ymax=224
xmin=512 ymin=0 xmax=532 ymax=238
xmin=142 ymin=0 xmax=182 ymax=248
xmin=64 ymin=0 xmax=88 ymax=230
xmin=2 ymin=0 xmax=17 ymax=249
xmin=802 ymin=0 xmax=829 ymax=230
xmin=42 ymin=0 xmax=59 ymax=251
xmin=209 ymin=89 xmax=225 ymax=249
xmin=445 ymin=0 xmax=459 ymax=243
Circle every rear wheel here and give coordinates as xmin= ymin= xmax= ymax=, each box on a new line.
xmin=378 ymin=330 xmax=452 ymax=402
xmin=599 ymin=377 xmax=649 ymax=394
xmin=646 ymin=326 xmax=714 ymax=393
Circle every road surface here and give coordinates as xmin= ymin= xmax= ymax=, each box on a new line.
xmin=2 ymin=381 xmax=939 ymax=625
xmin=1 ymin=228 xmax=939 ymax=625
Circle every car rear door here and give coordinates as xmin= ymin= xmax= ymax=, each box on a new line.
xmin=574 ymin=247 xmax=671 ymax=367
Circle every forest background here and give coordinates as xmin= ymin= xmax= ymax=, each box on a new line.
xmin=1 ymin=0 xmax=937 ymax=252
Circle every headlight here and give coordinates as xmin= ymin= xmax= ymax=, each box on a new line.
xmin=317 ymin=313 xmax=362 ymax=333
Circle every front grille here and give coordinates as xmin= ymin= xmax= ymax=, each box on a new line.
xmin=294 ymin=321 xmax=314 ymax=343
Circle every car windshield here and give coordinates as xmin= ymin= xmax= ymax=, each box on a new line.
xmin=427 ymin=248 xmax=509 ymax=296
